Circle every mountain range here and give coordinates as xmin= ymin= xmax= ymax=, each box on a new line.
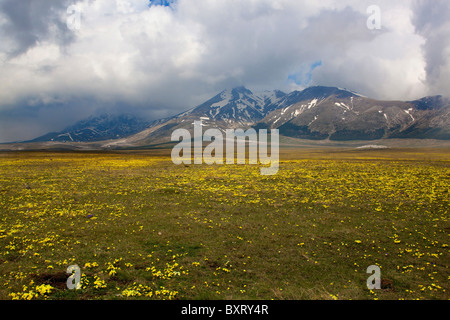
xmin=6 ymin=86 xmax=450 ymax=149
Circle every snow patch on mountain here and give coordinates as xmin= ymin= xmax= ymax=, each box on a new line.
xmin=308 ymin=99 xmax=318 ymax=109
xmin=404 ymin=109 xmax=415 ymax=121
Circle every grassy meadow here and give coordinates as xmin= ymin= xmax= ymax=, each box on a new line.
xmin=0 ymin=148 xmax=448 ymax=300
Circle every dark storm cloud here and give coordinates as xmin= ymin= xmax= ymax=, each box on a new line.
xmin=0 ymin=0 xmax=75 ymax=57
xmin=411 ymin=0 xmax=450 ymax=96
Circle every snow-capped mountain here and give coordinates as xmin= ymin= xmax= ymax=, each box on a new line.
xmin=29 ymin=113 xmax=154 ymax=143
xmin=118 ymin=86 xmax=288 ymax=145
xmin=175 ymin=86 xmax=286 ymax=125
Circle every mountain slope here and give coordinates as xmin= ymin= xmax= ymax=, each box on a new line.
xmin=256 ymin=88 xmax=450 ymax=141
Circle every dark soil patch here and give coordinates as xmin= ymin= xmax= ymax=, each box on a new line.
xmin=381 ymin=278 xmax=395 ymax=291
xmin=31 ymin=271 xmax=69 ymax=290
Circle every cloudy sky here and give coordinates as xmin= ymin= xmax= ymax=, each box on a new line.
xmin=0 ymin=0 xmax=449 ymax=142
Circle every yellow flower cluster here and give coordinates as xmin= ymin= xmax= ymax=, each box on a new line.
xmin=121 ymin=283 xmax=178 ymax=300
xmin=145 ymin=262 xmax=184 ymax=280
xmin=93 ymin=275 xmax=107 ymax=289
xmin=9 ymin=284 xmax=54 ymax=300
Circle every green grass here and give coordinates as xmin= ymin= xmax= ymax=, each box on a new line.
xmin=0 ymin=149 xmax=448 ymax=300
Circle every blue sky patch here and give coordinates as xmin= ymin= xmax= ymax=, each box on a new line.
xmin=288 ymin=60 xmax=323 ymax=86
xmin=148 ymin=0 xmax=176 ymax=8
